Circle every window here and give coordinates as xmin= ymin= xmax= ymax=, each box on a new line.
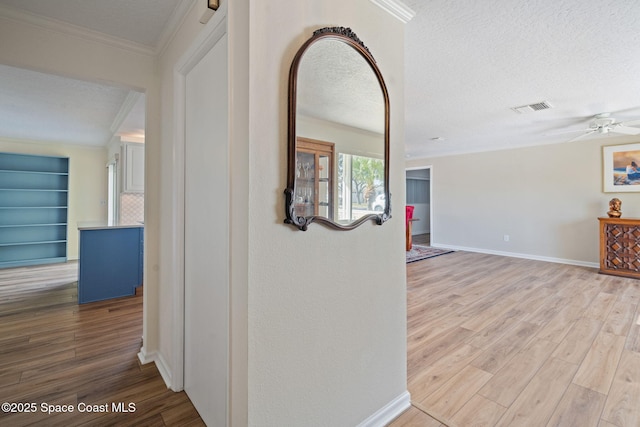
xmin=337 ymin=153 xmax=384 ymax=221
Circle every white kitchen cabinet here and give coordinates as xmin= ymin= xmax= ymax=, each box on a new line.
xmin=123 ymin=143 xmax=144 ymax=193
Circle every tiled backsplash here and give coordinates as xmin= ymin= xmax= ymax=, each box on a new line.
xmin=120 ymin=193 xmax=144 ymax=224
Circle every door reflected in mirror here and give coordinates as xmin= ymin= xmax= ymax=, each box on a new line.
xmin=285 ymin=27 xmax=390 ymax=231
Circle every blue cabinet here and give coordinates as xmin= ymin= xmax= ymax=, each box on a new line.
xmin=0 ymin=153 xmax=69 ymax=268
xmin=78 ymin=226 xmax=143 ymax=304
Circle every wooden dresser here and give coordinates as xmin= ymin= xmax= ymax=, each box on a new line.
xmin=599 ymin=217 xmax=640 ymax=279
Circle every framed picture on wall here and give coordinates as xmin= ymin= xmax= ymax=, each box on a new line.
xmin=603 ymin=142 xmax=640 ymax=192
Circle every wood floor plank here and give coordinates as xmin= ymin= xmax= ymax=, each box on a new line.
xmin=583 ymin=292 xmax=618 ymax=322
xmin=408 ymin=314 xmax=469 ymax=354
xmin=0 ymin=262 xmax=203 ymax=426
xmin=464 ymin=314 xmax=524 ymax=350
xmin=601 ymin=350 xmax=640 ymax=426
xmin=494 ymin=357 xmax=578 ymax=427
xmin=408 ymin=327 xmax=476 ymax=378
xmin=0 ymin=392 xmax=79 ymax=427
xmin=408 ymin=343 xmax=482 ymax=403
xmin=449 ymin=394 xmax=507 ymax=427
xmin=478 ymin=338 xmax=557 ymax=408
xmin=624 ymin=304 xmax=640 ymax=353
xmin=470 ymin=321 xmax=540 ymax=374
xmin=551 ymin=317 xmax=603 ymax=365
xmin=602 ymin=300 xmax=636 ymax=336
xmin=406 ymin=252 xmax=640 ymax=427
xmin=535 ymin=303 xmax=583 ymax=343
xmin=546 ymin=384 xmax=606 ymax=427
xmin=387 ymin=405 xmax=445 ymax=427
xmin=417 ymin=364 xmax=493 ymax=420
xmin=160 ymin=400 xmax=207 ymax=426
xmin=459 ymin=297 xmax=520 ymax=332
xmin=572 ymin=331 xmax=626 ymax=394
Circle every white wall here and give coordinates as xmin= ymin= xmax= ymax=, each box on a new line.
xmin=0 ymin=138 xmax=107 ymax=260
xmin=409 ymin=203 xmax=430 ymax=235
xmin=155 ymin=5 xmax=251 ymax=425
xmin=1 ymin=2 xmax=409 ymax=424
xmin=298 ymin=115 xmax=385 ymax=158
xmin=406 ymin=135 xmax=640 ymax=265
xmin=246 ymin=1 xmax=407 ymax=425
xmin=0 ymin=8 xmax=162 ymax=368
xmin=156 ymin=0 xmax=408 ymax=425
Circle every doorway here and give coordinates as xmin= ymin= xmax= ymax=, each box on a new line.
xmin=405 ymin=167 xmax=431 ymax=246
xmin=107 ymin=162 xmax=117 ymax=224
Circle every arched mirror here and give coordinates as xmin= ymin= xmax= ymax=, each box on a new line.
xmin=284 ymin=27 xmax=391 ymax=231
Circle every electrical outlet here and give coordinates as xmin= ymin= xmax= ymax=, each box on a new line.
xmin=503 ymin=234 xmax=510 ymax=242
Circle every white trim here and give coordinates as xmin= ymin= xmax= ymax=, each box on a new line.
xmin=137 ymin=347 xmax=154 ymax=364
xmin=369 ymin=0 xmax=416 ymax=23
xmin=0 ymin=3 xmax=155 ymax=56
xmin=432 ymin=243 xmax=599 ymax=269
xmin=357 ymin=391 xmax=411 ymax=427
xmin=169 ymin=4 xmax=229 ymax=393
xmin=405 ymin=165 xmax=432 ymax=239
xmin=138 ymin=348 xmax=177 ymax=391
xmin=155 ymin=353 xmax=174 ymax=391
xmin=0 ymin=0 xmax=193 ymax=57
xmin=109 ymin=91 xmax=142 ymax=134
xmin=138 ymin=348 xmax=176 ymax=389
xmin=156 ymin=0 xmax=196 ymax=56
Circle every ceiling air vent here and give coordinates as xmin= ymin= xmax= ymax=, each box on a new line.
xmin=511 ymin=101 xmax=553 ymax=114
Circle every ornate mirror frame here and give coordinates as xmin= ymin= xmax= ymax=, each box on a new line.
xmin=284 ymin=27 xmax=391 ymax=231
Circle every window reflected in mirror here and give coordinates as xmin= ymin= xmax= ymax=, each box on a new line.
xmin=337 ymin=154 xmax=384 ymax=223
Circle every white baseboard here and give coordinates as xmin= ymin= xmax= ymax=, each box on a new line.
xmin=137 ymin=347 xmax=155 ymax=364
xmin=138 ymin=349 xmax=176 ymax=391
xmin=432 ymin=243 xmax=599 ymax=269
xmin=155 ymin=352 xmax=175 ymax=391
xmin=357 ymin=391 xmax=411 ymax=427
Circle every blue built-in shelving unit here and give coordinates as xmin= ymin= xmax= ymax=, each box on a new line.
xmin=0 ymin=152 xmax=69 ymax=268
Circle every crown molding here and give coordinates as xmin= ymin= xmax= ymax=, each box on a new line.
xmin=0 ymin=3 xmax=156 ymax=57
xmin=0 ymin=135 xmax=107 ymax=149
xmin=155 ymin=0 xmax=196 ymax=56
xmin=369 ymin=0 xmax=416 ymax=23
xmin=109 ymin=91 xmax=142 ymax=135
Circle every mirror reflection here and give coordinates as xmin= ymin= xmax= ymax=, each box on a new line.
xmin=286 ymin=28 xmax=389 ymax=230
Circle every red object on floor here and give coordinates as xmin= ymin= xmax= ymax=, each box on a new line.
xmin=406 ymin=205 xmax=414 ymax=224
xmin=406 ymin=206 xmax=416 ymax=251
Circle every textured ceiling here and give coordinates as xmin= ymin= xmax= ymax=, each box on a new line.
xmin=0 ymin=65 xmax=131 ymax=146
xmin=297 ymin=39 xmax=385 ymax=134
xmin=0 ymin=0 xmax=191 ymax=146
xmin=0 ymin=0 xmax=182 ymax=49
xmin=2 ymin=0 xmax=640 ymax=155
xmin=403 ymin=0 xmax=640 ymax=158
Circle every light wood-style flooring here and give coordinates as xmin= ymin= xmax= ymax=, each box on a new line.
xmin=390 ymin=251 xmax=640 ymax=427
xmin=412 ymin=233 xmax=431 ymax=246
xmin=0 ymin=262 xmax=204 ymax=426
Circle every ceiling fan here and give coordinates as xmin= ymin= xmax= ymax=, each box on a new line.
xmin=559 ymin=113 xmax=640 ymax=142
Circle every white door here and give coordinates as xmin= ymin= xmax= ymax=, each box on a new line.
xmin=184 ymin=33 xmax=229 ymax=426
